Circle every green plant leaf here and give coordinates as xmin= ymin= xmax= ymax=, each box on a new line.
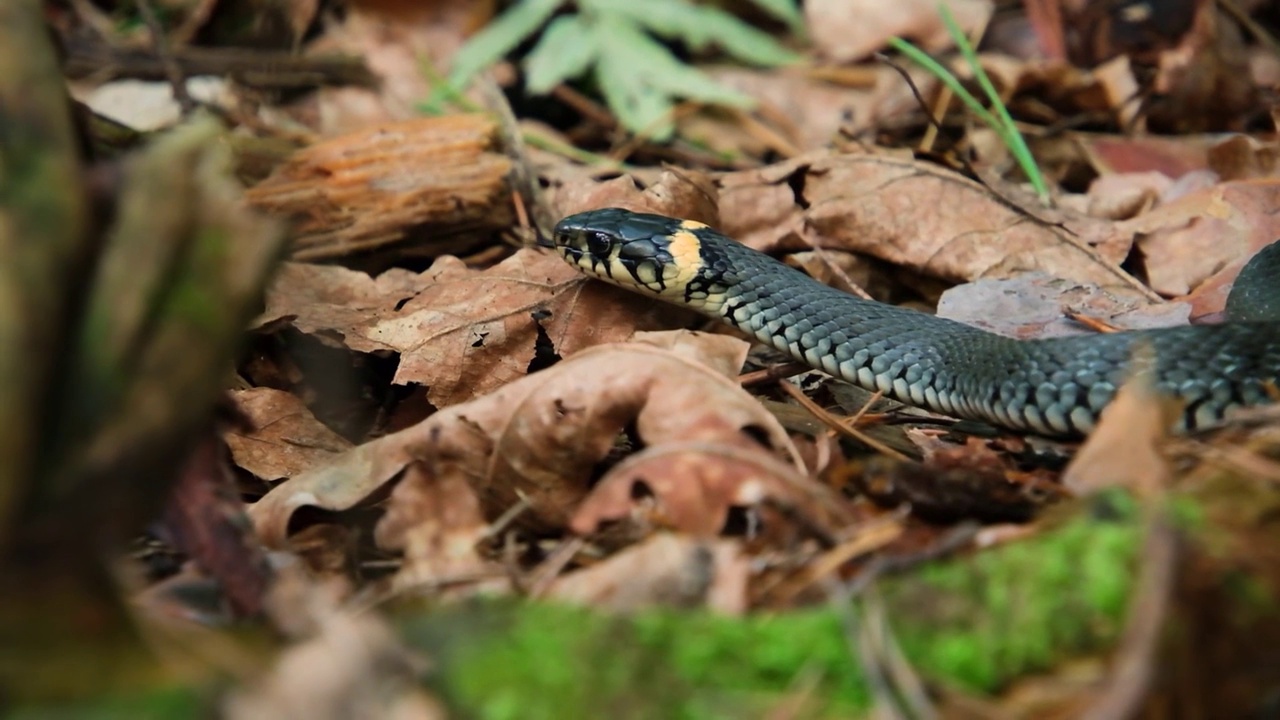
xmin=594 ymin=30 xmax=676 ymax=138
xmin=695 ymin=6 xmax=801 ymax=66
xmin=447 ymin=0 xmax=563 ymax=86
xmin=747 ymin=0 xmax=803 ymax=29
xmin=590 ymin=0 xmax=799 ymax=67
xmin=524 ymin=15 xmax=599 ymax=93
xmin=443 ymin=0 xmax=786 ymax=140
xmin=580 ymin=0 xmax=696 ymax=32
xmin=607 ymin=15 xmax=746 ymax=102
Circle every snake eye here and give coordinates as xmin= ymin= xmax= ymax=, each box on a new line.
xmin=586 ymin=231 xmax=613 ymax=258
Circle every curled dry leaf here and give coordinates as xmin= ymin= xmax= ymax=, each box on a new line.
xmin=805 ymin=0 xmax=994 ymax=63
xmin=1085 ymin=172 xmax=1174 ymax=221
xmin=224 ymin=388 xmax=353 ymax=483
xmin=719 ymin=153 xmax=1138 ymax=291
xmin=1208 ymin=135 xmax=1280 ymax=182
xmin=373 ymin=462 xmax=505 ymax=596
xmin=388 ymin=334 xmax=800 ymax=532
xmin=1121 ymin=179 xmax=1280 ymax=307
xmin=550 ymin=168 xmax=721 ymax=228
xmin=250 ymin=331 xmax=793 ymax=544
xmin=250 ymin=431 xmax=419 ymax=547
xmin=224 ymin=596 xmax=438 ymax=720
xmin=256 ymin=248 xmax=689 ymax=408
xmin=570 ymin=440 xmax=853 ymax=542
xmin=1080 ymin=134 xmax=1213 ymax=178
xmin=545 ymin=534 xmax=750 ymax=614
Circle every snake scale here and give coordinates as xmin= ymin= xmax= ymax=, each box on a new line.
xmin=549 ymin=207 xmax=1280 ymax=437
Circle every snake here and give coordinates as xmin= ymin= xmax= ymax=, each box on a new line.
xmin=548 ymin=207 xmax=1280 ymax=437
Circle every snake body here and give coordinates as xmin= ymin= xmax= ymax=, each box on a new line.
xmin=551 ymin=208 xmax=1280 ymax=436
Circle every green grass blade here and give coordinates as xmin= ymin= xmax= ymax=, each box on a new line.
xmin=886 ymin=37 xmax=1000 ymax=129
xmin=937 ymin=4 xmax=1048 ymax=202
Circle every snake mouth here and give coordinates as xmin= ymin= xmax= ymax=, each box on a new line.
xmin=548 ymin=227 xmax=595 ymax=273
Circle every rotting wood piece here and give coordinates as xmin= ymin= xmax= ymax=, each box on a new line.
xmin=247 ymin=115 xmax=513 ymax=260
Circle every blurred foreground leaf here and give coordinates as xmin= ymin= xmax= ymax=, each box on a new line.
xmin=0 ymin=0 xmax=89 ymax=553
xmin=0 ymin=0 xmax=285 ymax=700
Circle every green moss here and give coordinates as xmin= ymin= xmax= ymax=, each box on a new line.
xmin=1167 ymin=494 xmax=1206 ymax=532
xmin=398 ymin=492 xmax=1147 ymax=718
xmin=413 ymin=603 xmax=862 ymax=719
xmin=888 ymin=492 xmax=1141 ymax=692
xmin=5 ymin=685 xmax=206 ymax=720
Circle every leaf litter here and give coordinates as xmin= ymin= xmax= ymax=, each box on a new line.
xmin=27 ymin=0 xmax=1280 ymax=716
xmin=256 ymin=248 xmax=691 ymax=408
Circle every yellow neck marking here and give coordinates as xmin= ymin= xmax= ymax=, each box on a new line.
xmin=661 ymin=220 xmax=708 ymax=290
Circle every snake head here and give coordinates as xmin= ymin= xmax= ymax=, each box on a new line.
xmin=552 ymin=208 xmax=736 ymax=313
xmin=551 ymin=208 xmax=687 ymax=296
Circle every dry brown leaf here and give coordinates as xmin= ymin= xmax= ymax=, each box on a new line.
xmin=388 ymin=335 xmax=797 ymax=532
xmin=256 ymin=261 xmax=430 ymax=337
xmin=249 ymin=431 xmax=419 ymax=547
xmin=805 ymin=0 xmax=993 ymax=63
xmin=550 ymin=169 xmax=720 ymax=228
xmin=224 ymin=388 xmax=353 ymax=483
xmin=856 ymin=441 xmax=1062 ymax=523
xmin=250 ymin=331 xmax=789 ymax=544
xmin=1091 ymin=55 xmax=1143 ymax=130
xmin=1120 ymin=179 xmax=1280 ymax=302
xmin=545 ymin=534 xmax=749 ymax=614
xmin=308 ymin=1 xmax=482 ymax=133
xmin=1207 ymin=135 xmax=1280 ymax=181
xmin=373 ymin=462 xmax=504 ymax=596
xmin=1146 ymin=1 xmax=1257 ymax=134
xmin=699 ymin=67 xmax=878 ymax=152
xmin=289 ymin=524 xmax=360 ymax=581
xmin=224 ymin=591 xmax=438 ymax=720
xmin=628 ymin=329 xmax=746 ymax=379
xmin=1078 ymin=133 xmax=1213 ymax=178
xmin=570 ymin=439 xmax=853 ymax=542
xmin=1085 ymin=172 xmax=1174 ymax=220
xmin=256 ymin=248 xmax=689 ymax=408
xmin=709 ymin=158 xmax=803 ymax=251
xmin=937 ymin=274 xmax=1191 ymax=340
xmin=1061 ymin=350 xmax=1175 ymax=496
xmin=788 ymin=249 xmax=899 ymax=300
xmin=720 ymin=153 xmax=1138 ymax=291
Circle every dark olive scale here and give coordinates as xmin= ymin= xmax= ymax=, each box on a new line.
xmin=553 ymin=208 xmax=1280 ymax=436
